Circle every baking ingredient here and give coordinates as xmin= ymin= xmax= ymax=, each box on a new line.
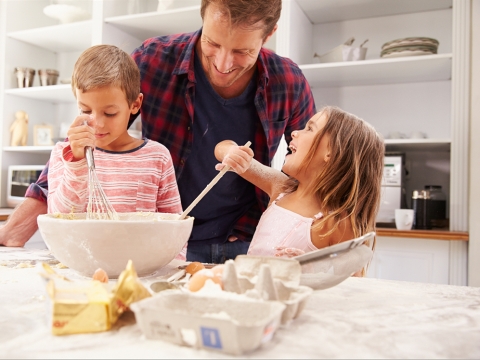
xmin=185 ymin=262 xmax=205 ymax=276
xmin=93 ymin=268 xmax=109 ymax=283
xmin=188 ymin=269 xmax=223 ymax=292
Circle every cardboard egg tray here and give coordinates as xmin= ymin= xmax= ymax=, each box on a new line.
xmin=131 ymin=290 xmax=285 ymax=355
xmin=224 ymin=255 xmax=313 ymax=325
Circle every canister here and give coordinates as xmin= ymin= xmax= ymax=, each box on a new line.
xmin=412 ymin=190 xmax=431 ymax=229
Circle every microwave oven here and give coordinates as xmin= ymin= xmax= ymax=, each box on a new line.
xmin=7 ymin=165 xmax=45 ymax=208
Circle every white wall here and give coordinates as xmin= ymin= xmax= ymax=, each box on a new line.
xmin=468 ymin=0 xmax=480 ymax=287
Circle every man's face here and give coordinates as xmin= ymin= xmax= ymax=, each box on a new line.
xmin=197 ymin=4 xmax=275 ymax=96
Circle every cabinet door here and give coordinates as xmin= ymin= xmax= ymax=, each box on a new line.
xmin=367 ymin=236 xmax=450 ymax=284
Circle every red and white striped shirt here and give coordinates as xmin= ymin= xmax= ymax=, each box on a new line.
xmin=47 ymin=139 xmax=182 ymax=215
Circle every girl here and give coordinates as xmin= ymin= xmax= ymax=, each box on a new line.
xmin=214 ymin=106 xmax=384 ymax=263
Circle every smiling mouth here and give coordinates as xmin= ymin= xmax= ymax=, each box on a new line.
xmin=289 ymin=144 xmax=297 ymax=153
xmin=214 ymin=65 xmax=234 ymax=74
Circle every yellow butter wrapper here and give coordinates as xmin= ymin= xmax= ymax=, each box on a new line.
xmin=110 ymin=260 xmax=151 ymax=323
xmin=38 ymin=260 xmax=150 ymax=336
xmin=50 ymin=281 xmax=112 ymax=335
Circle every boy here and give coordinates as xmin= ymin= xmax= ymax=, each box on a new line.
xmin=47 ymin=45 xmax=182 ymax=217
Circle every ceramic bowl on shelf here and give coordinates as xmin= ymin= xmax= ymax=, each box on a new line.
xmin=37 ymin=212 xmax=194 ymax=278
xmin=43 ymin=4 xmax=90 ymax=24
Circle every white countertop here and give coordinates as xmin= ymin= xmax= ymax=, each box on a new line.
xmin=1 ymin=247 xmax=479 ymax=359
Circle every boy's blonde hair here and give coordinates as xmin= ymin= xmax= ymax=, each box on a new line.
xmin=71 ymin=44 xmax=140 ymax=105
xmin=285 ymin=106 xmax=385 ymax=249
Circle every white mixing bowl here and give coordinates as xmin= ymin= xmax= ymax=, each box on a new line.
xmin=37 ymin=212 xmax=193 ymax=277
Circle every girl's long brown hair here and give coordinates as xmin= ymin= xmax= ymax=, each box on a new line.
xmin=284 ymin=106 xmax=384 ymax=250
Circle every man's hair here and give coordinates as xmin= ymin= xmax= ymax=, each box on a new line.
xmin=284 ymin=106 xmax=385 ymax=247
xmin=71 ymin=44 xmax=140 ymax=105
xmin=200 ymin=0 xmax=281 ymax=40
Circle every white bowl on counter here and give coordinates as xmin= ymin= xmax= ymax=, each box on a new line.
xmin=37 ymin=212 xmax=193 ymax=278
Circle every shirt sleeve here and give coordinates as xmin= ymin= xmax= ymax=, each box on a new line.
xmin=25 ymin=162 xmax=50 ymax=203
xmin=47 ymin=143 xmax=89 ymax=214
xmin=156 ymin=147 xmax=183 ymax=214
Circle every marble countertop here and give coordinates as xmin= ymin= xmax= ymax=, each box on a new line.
xmin=1 ymin=247 xmax=479 ymax=359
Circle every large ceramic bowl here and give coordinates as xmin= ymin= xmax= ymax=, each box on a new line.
xmin=37 ymin=212 xmax=193 ymax=277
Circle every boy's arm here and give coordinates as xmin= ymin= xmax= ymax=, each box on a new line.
xmin=214 ymin=140 xmax=288 ymax=199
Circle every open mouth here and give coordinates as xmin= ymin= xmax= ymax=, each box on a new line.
xmin=289 ymin=144 xmax=297 ymax=154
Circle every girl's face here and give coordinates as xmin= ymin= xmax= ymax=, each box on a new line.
xmin=76 ymin=85 xmax=141 ymax=151
xmin=282 ymin=112 xmax=330 ymax=180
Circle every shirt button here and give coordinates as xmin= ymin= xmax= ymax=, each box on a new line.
xmin=187 ymin=126 xmax=191 ymax=131
xmin=180 ymin=159 xmax=185 ymax=165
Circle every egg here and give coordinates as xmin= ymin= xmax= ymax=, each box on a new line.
xmin=92 ymin=268 xmax=109 ymax=283
xmin=185 ymin=261 xmax=205 ymax=276
xmin=188 ymin=268 xmax=223 ymax=292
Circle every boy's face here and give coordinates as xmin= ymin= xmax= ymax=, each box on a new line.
xmin=76 ymin=85 xmax=142 ymax=151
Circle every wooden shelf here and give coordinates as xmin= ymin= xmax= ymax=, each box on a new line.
xmin=384 ymin=139 xmax=450 ymax=152
xmin=5 ymin=84 xmax=75 ymax=103
xmin=3 ymin=146 xmax=54 ymax=154
xmin=297 ymin=0 xmax=452 ymax=24
xmin=104 ymin=6 xmax=202 ymax=41
xmin=299 ymin=53 xmax=452 ymax=88
xmin=7 ymin=21 xmax=92 ymax=53
xmin=377 ymin=228 xmax=468 ymax=241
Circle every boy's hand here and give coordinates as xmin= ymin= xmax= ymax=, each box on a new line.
xmin=214 ymin=140 xmax=253 ymax=174
xmin=67 ymin=114 xmax=95 ymax=161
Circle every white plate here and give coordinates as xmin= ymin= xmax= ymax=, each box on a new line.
xmin=381 ymin=50 xmax=436 ymax=58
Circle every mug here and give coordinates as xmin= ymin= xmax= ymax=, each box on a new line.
xmin=395 ymin=209 xmax=414 ymax=230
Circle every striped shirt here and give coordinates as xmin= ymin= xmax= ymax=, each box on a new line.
xmin=47 ymin=139 xmax=182 ymax=215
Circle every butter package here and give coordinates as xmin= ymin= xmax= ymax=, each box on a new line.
xmin=38 ymin=260 xmax=150 ymax=335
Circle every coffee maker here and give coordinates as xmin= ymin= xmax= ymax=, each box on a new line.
xmin=376 ymin=153 xmax=406 ymax=226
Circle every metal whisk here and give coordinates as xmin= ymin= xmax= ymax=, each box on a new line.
xmin=85 ymin=146 xmax=119 ymax=220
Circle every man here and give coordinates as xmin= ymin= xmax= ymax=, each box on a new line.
xmin=0 ymin=0 xmax=316 ymax=264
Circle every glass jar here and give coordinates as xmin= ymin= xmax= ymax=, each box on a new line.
xmin=424 ymin=185 xmax=447 ymax=228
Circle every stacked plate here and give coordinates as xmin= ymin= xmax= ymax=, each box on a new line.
xmin=380 ymin=37 xmax=439 ymax=58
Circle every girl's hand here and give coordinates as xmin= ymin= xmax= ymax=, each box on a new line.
xmin=274 ymin=246 xmax=305 ymax=258
xmin=214 ymin=140 xmax=253 ymax=174
xmin=66 ymin=114 xmax=95 ymax=161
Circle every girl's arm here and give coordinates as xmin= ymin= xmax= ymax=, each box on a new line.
xmin=214 ymin=140 xmax=288 ymax=200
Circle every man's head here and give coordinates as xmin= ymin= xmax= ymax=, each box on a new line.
xmin=198 ymin=0 xmax=281 ymax=98
xmin=72 ymin=44 xmax=140 ymax=106
xmin=200 ymin=0 xmax=281 ymax=41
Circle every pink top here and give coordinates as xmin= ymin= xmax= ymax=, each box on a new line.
xmin=47 ymin=139 xmax=182 ymax=215
xmin=247 ymin=193 xmax=323 ymax=257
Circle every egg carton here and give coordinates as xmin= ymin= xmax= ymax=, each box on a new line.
xmin=130 ymin=290 xmax=286 ymax=355
xmin=224 ymin=256 xmax=313 ymax=325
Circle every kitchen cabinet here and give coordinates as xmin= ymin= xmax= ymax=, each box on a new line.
xmin=0 ymin=0 xmax=471 ymax=284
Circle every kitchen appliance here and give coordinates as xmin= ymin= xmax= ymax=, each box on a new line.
xmin=7 ymin=165 xmax=45 ymax=208
xmin=412 ymin=185 xmax=447 ymax=229
xmin=376 ymin=153 xmax=406 ymax=226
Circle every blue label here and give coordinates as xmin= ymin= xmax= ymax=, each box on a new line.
xmin=200 ymin=327 xmax=222 ymax=349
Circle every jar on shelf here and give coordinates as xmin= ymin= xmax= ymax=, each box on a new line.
xmin=424 ymin=185 xmax=447 ymax=228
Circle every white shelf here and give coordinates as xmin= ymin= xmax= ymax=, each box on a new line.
xmin=104 ymin=6 xmax=202 ymax=41
xmin=297 ymin=0 xmax=452 ymax=24
xmin=5 ymin=84 xmax=75 ymax=103
xmin=7 ymin=21 xmax=92 ymax=53
xmin=299 ymin=53 xmax=452 ymax=88
xmin=3 ymin=146 xmax=54 ymax=154
xmin=384 ymin=139 xmax=450 ymax=152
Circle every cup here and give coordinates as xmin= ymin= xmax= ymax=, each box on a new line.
xmin=395 ymin=209 xmax=414 ymax=230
